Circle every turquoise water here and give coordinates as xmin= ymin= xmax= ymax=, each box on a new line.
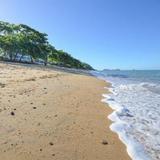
xmin=102 ymin=70 xmax=160 ymax=83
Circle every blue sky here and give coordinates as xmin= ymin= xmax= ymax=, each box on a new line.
xmin=0 ymin=0 xmax=160 ymax=70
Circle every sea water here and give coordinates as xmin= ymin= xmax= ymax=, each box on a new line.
xmin=92 ymin=70 xmax=160 ymax=160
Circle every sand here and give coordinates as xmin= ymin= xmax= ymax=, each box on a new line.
xmin=0 ymin=62 xmax=131 ymax=160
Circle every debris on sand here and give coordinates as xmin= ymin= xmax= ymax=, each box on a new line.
xmin=10 ymin=111 xmax=15 ymax=116
xmin=0 ymin=83 xmax=5 ymax=88
xmin=102 ymin=140 xmax=108 ymax=145
xmin=49 ymin=142 xmax=54 ymax=146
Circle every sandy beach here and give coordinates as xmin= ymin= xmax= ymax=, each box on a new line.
xmin=0 ymin=62 xmax=131 ymax=160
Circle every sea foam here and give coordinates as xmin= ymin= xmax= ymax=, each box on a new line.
xmin=92 ymin=70 xmax=160 ymax=160
xmin=102 ymin=93 xmax=151 ymax=160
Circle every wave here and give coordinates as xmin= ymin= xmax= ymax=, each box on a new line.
xmin=106 ymin=74 xmax=129 ymax=78
xmin=102 ymin=93 xmax=151 ymax=160
xmin=140 ymin=83 xmax=160 ymax=94
xmin=91 ymin=71 xmax=160 ymax=160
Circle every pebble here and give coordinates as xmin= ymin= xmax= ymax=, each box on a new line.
xmin=49 ymin=142 xmax=54 ymax=146
xmin=102 ymin=140 xmax=108 ymax=145
xmin=11 ymin=111 xmax=15 ymax=116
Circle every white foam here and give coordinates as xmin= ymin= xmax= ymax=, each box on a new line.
xmin=91 ymin=70 xmax=160 ymax=160
xmin=103 ymin=93 xmax=151 ymax=160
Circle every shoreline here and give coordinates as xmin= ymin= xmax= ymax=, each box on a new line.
xmin=0 ymin=62 xmax=131 ymax=160
xmin=102 ymin=89 xmax=149 ymax=160
xmin=97 ymin=76 xmax=151 ymax=160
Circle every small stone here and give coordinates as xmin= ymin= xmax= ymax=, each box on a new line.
xmin=0 ymin=83 xmax=5 ymax=88
xmin=11 ymin=111 xmax=15 ymax=116
xmin=49 ymin=142 xmax=54 ymax=146
xmin=102 ymin=140 xmax=108 ymax=145
xmin=40 ymin=148 xmax=42 ymax=151
xmin=33 ymin=107 xmax=37 ymax=109
xmin=52 ymin=154 xmax=55 ymax=156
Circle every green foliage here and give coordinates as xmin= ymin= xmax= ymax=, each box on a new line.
xmin=48 ymin=50 xmax=93 ymax=70
xmin=0 ymin=21 xmax=49 ymax=62
xmin=0 ymin=21 xmax=93 ymax=70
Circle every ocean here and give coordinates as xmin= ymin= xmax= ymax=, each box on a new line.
xmin=92 ymin=70 xmax=160 ymax=160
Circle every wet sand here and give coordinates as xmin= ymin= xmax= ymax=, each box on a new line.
xmin=0 ymin=62 xmax=131 ymax=160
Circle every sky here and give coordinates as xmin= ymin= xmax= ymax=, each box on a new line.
xmin=0 ymin=0 xmax=160 ymax=70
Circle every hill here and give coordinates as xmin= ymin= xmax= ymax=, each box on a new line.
xmin=0 ymin=21 xmax=93 ymax=70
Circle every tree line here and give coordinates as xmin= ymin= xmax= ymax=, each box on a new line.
xmin=0 ymin=21 xmax=93 ymax=70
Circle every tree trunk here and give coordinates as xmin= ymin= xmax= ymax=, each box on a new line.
xmin=19 ymin=54 xmax=23 ymax=62
xmin=13 ymin=53 xmax=18 ymax=61
xmin=9 ymin=52 xmax=13 ymax=61
xmin=44 ymin=55 xmax=48 ymax=66
xmin=31 ymin=56 xmax=34 ymax=63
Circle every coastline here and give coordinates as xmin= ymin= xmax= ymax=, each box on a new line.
xmin=0 ymin=62 xmax=131 ymax=160
xmin=98 ymin=74 xmax=155 ymax=160
xmin=102 ymin=87 xmax=149 ymax=160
